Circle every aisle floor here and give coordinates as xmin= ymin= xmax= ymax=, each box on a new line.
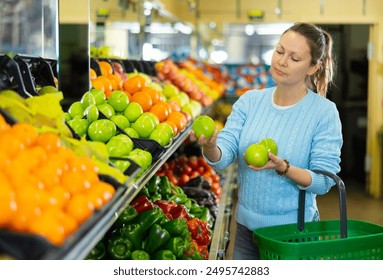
xmin=225 ymin=177 xmax=383 ymax=259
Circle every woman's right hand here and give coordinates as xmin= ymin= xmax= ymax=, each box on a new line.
xmin=190 ymin=126 xmax=219 ymax=149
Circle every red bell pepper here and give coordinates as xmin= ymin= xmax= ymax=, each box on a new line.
xmin=187 ymin=218 xmax=212 ymax=246
xmin=154 ymin=200 xmax=191 ymax=221
xmin=130 ymin=195 xmax=155 ymax=213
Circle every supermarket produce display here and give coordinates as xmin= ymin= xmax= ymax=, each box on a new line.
xmin=0 ymin=54 xmax=237 ymax=260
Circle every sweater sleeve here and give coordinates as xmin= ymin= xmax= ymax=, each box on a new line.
xmin=203 ymin=92 xmax=250 ymax=170
xmin=299 ymin=101 xmax=343 ymax=194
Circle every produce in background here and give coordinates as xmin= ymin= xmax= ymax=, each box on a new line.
xmin=0 ymin=117 xmax=116 ymax=246
xmin=85 ymin=174 xmax=213 ymax=260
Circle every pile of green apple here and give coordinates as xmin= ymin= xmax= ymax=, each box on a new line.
xmin=65 ymin=88 xmax=153 ymax=174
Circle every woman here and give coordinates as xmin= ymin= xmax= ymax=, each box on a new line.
xmin=190 ymin=23 xmax=343 ymax=259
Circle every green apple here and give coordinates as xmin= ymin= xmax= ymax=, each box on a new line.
xmin=80 ymin=91 xmax=97 ymax=108
xmin=182 ymin=100 xmax=202 ymax=119
xmin=131 ymin=113 xmax=158 ymax=138
xmin=87 ymin=119 xmax=116 ymax=143
xmin=107 ymin=90 xmax=129 ymax=112
xmin=38 ymin=85 xmax=58 ymax=95
xmin=259 ymin=138 xmax=278 ymax=155
xmin=90 ymin=45 xmax=98 ymax=57
xmin=124 ymin=127 xmax=139 ymax=138
xmin=192 ymin=115 xmax=217 ymax=138
xmin=128 ymin=148 xmax=152 ymax=171
xmin=98 ymin=45 xmax=111 ymax=58
xmin=162 ymin=83 xmax=179 ymax=99
xmin=89 ymin=88 xmax=106 ymax=105
xmin=67 ymin=118 xmax=89 ymax=137
xmin=83 ymin=104 xmax=99 ymax=123
xmin=178 ymin=92 xmax=190 ymax=107
xmin=149 ymin=126 xmax=172 ymax=147
xmin=111 ymin=158 xmax=131 ymax=173
xmin=156 ymin=122 xmax=174 ymax=138
xmin=68 ymin=101 xmax=85 ymax=118
xmin=97 ymin=103 xmax=115 ymax=119
xmin=64 ymin=112 xmax=72 ymax=122
xmin=106 ymin=134 xmax=134 ymax=157
xmin=110 ymin=114 xmax=130 ymax=129
xmin=245 ymin=143 xmax=269 ymax=167
xmin=123 ymin=102 xmax=143 ymax=123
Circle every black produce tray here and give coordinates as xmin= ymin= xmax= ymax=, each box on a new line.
xmin=0 ymin=174 xmax=126 ymax=260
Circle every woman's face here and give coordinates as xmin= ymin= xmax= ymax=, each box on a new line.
xmin=271 ymin=31 xmax=319 ymax=87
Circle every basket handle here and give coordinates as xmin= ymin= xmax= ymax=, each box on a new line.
xmin=298 ymin=170 xmax=347 ymax=238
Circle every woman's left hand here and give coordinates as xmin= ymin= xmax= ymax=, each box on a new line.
xmin=244 ymin=152 xmax=286 ymax=172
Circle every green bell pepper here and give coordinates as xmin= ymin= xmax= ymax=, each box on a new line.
xmin=131 ymin=250 xmax=150 ymax=260
xmin=146 ymin=175 xmax=160 ymax=195
xmin=162 ymin=236 xmax=187 ymax=258
xmin=120 ymin=223 xmax=144 ymax=250
xmin=86 ymin=240 xmax=106 ymax=260
xmin=138 ymin=186 xmax=150 ymax=198
xmin=151 ymin=193 xmax=162 ymax=202
xmin=115 ymin=205 xmax=138 ymax=227
xmin=151 ymin=250 xmax=176 ymax=260
xmin=144 ymin=224 xmax=170 ymax=254
xmin=107 ymin=235 xmax=132 ymax=260
xmin=133 ymin=207 xmax=166 ymax=232
xmin=161 ymin=218 xmax=190 ymax=238
xmin=159 ymin=176 xmax=172 ymax=200
xmin=168 ymin=193 xmax=188 ymax=205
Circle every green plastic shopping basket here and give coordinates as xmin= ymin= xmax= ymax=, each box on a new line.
xmin=253 ymin=170 xmax=383 ymax=260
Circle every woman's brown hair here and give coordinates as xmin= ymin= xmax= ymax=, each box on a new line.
xmin=284 ymin=23 xmax=336 ymax=97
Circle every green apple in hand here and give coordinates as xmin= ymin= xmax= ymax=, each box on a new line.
xmin=259 ymin=138 xmax=278 ymax=155
xmin=192 ymin=115 xmax=217 ymax=138
xmin=245 ymin=143 xmax=269 ymax=167
xmin=87 ymin=119 xmax=116 ymax=142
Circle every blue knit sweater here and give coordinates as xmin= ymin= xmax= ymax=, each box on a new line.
xmin=205 ymin=87 xmax=343 ymax=230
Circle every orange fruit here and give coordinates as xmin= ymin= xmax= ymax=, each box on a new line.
xmin=91 ymin=78 xmax=105 ymax=92
xmin=167 ymin=111 xmax=188 ymax=132
xmin=163 ymin=120 xmax=178 ymax=136
xmin=11 ymin=122 xmax=38 ymax=147
xmin=157 ymin=101 xmax=173 ymax=115
xmin=149 ymin=103 xmax=169 ymax=122
xmin=65 ymin=194 xmax=94 ymax=224
xmin=142 ymin=86 xmax=162 ymax=105
xmin=95 ymin=76 xmax=112 ymax=96
xmin=0 ymin=114 xmax=10 ymax=132
xmin=0 ymin=176 xmax=16 ymax=227
xmin=47 ymin=186 xmax=71 ymax=209
xmin=99 ymin=61 xmax=113 ymax=76
xmin=107 ymin=74 xmax=123 ymax=90
xmin=123 ymin=75 xmax=147 ymax=94
xmin=90 ymin=68 xmax=97 ymax=80
xmin=29 ymin=211 xmax=66 ymax=246
xmin=92 ymin=181 xmax=115 ymax=206
xmin=58 ymin=212 xmax=78 ymax=236
xmin=130 ymin=91 xmax=153 ymax=112
xmin=35 ymin=132 xmax=62 ymax=152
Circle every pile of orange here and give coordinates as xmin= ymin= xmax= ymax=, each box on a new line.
xmin=0 ymin=116 xmax=115 ymax=246
xmin=90 ymin=61 xmax=125 ymax=99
